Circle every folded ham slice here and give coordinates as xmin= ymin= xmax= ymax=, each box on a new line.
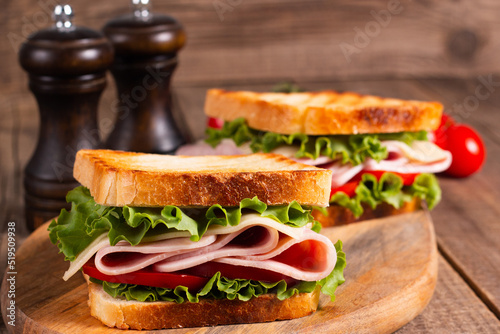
xmin=215 ymin=228 xmax=336 ymax=282
xmin=323 ymin=140 xmax=452 ymax=188
xmin=92 ymin=214 xmax=337 ymax=282
xmin=95 ymin=235 xmax=218 ymax=275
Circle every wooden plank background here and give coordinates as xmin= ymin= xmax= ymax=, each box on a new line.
xmin=3 ymin=0 xmax=500 ymax=85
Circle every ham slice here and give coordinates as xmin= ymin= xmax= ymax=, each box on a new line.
xmin=153 ymin=225 xmax=279 ymax=272
xmin=95 ymin=235 xmax=217 ymax=275
xmin=216 ymin=228 xmax=336 ymax=282
xmin=364 ymin=140 xmax=452 ymax=174
xmin=321 ymin=140 xmax=452 ymax=187
xmin=92 ymin=214 xmax=337 ymax=282
xmin=324 ymin=162 xmax=365 ymax=188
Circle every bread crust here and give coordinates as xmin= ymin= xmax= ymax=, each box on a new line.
xmin=205 ymin=89 xmax=443 ymax=135
xmin=88 ymin=281 xmax=320 ymax=330
xmin=74 ymin=150 xmax=332 ymax=207
xmin=313 ymin=198 xmax=421 ymax=227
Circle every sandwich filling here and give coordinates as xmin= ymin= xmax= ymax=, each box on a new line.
xmin=49 ymin=186 xmax=346 ymax=303
xmin=192 ymin=117 xmax=451 ymax=217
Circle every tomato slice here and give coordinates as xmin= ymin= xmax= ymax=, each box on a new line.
xmin=82 ymin=259 xmax=210 ymax=291
xmin=180 ymin=262 xmax=298 ymax=285
xmin=330 ymin=181 xmax=358 ymax=198
xmin=330 ymin=171 xmax=420 ymax=198
xmin=83 ymin=258 xmax=298 ymax=290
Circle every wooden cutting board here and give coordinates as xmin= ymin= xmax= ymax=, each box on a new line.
xmin=1 ymin=210 xmax=437 ymax=333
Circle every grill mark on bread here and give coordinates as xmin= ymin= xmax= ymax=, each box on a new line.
xmin=205 ymin=89 xmax=443 ymax=135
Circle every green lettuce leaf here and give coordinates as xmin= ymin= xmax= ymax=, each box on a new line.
xmin=48 ymin=187 xmax=316 ymax=261
xmin=408 ymin=173 xmax=442 ymax=209
xmin=330 ymin=172 xmax=441 ymax=217
xmin=206 ymin=118 xmax=427 ymax=166
xmin=88 ymin=241 xmax=346 ymax=303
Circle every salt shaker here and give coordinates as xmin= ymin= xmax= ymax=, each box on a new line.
xmin=103 ymin=0 xmax=187 ymax=153
xmin=19 ymin=5 xmax=113 ymax=230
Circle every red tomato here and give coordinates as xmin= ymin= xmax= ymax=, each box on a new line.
xmin=442 ymin=124 xmax=486 ymax=177
xmin=82 ymin=259 xmax=210 ymax=291
xmin=207 ymin=117 xmax=224 ymax=129
xmin=83 ymin=257 xmax=297 ymax=290
xmin=441 ymin=113 xmax=456 ymax=128
xmin=330 ymin=181 xmax=359 ymax=198
xmin=181 ymin=262 xmax=297 ymax=285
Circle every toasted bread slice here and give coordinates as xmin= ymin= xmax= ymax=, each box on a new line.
xmin=74 ymin=149 xmax=332 ymax=207
xmin=87 ymin=281 xmax=320 ymax=330
xmin=205 ymin=89 xmax=443 ymax=135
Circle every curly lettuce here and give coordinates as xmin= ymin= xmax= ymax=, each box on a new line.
xmin=330 ymin=172 xmax=441 ymax=217
xmin=206 ymin=118 xmax=427 ymax=166
xmin=89 ymin=240 xmax=346 ymax=303
xmin=48 ymin=186 xmax=317 ymax=262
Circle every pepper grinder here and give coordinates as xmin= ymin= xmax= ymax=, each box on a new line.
xmin=19 ymin=5 xmax=113 ymax=230
xmin=103 ymin=0 xmax=187 ymax=153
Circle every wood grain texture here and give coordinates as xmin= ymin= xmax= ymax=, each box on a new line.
xmin=2 ymin=0 xmax=500 ymax=89
xmin=1 ymin=211 xmax=437 ymax=333
xmin=396 ymin=257 xmax=500 ymax=333
xmin=393 ymin=78 xmax=500 ymax=320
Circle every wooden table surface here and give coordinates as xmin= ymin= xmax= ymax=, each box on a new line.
xmin=1 ymin=77 xmax=500 ymax=333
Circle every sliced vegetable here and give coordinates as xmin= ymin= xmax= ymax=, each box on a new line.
xmin=83 ymin=259 xmax=210 ymax=291
xmin=206 ymin=118 xmax=427 ymax=166
xmin=330 ymin=172 xmax=441 ymax=217
xmin=48 ymin=187 xmax=316 ymax=262
xmin=88 ymin=241 xmax=346 ymax=303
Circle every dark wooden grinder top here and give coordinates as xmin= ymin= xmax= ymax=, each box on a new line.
xmin=19 ymin=5 xmax=113 ymax=230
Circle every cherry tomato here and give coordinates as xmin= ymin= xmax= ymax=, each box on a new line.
xmin=82 ymin=258 xmax=210 ymax=291
xmin=207 ymin=117 xmax=224 ymax=129
xmin=442 ymin=124 xmax=486 ymax=178
xmin=441 ymin=113 xmax=456 ymax=128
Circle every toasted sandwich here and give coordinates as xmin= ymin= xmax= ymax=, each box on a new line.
xmin=48 ymin=149 xmax=346 ymax=330
xmin=178 ymin=89 xmax=451 ymax=226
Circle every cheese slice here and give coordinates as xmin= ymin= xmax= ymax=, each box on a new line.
xmin=382 ymin=140 xmax=451 ymax=163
